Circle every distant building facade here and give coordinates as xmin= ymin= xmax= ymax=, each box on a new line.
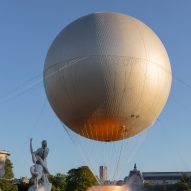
xmin=100 ymin=166 xmax=108 ymax=182
xmin=124 ymin=164 xmax=191 ymax=185
xmin=143 ymin=172 xmax=191 ymax=185
xmin=124 ymin=164 xmax=144 ymax=187
xmin=12 ymin=177 xmax=30 ymax=185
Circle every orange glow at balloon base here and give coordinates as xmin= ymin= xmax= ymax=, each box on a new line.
xmin=87 ymin=185 xmax=128 ymax=191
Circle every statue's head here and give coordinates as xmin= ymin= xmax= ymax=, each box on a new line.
xmin=41 ymin=140 xmax=47 ymax=148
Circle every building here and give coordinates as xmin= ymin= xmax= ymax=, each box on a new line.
xmin=12 ymin=177 xmax=30 ymax=185
xmin=0 ymin=150 xmax=10 ymax=161
xmin=20 ymin=177 xmax=30 ymax=184
xmin=100 ymin=166 xmax=108 ymax=182
xmin=143 ymin=172 xmax=191 ymax=185
xmin=124 ymin=164 xmax=144 ymax=187
xmin=124 ymin=164 xmax=191 ymax=185
xmin=0 ymin=150 xmax=10 ymax=178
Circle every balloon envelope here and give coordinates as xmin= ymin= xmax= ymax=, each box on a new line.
xmin=44 ymin=12 xmax=172 ymax=141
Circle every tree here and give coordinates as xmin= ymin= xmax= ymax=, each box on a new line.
xmin=3 ymin=159 xmax=14 ymax=179
xmin=66 ymin=166 xmax=98 ymax=191
xmin=17 ymin=178 xmax=32 ymax=191
xmin=0 ymin=159 xmax=18 ymax=191
xmin=49 ymin=173 xmax=67 ymax=191
xmin=0 ymin=181 xmax=17 ymax=191
xmin=180 ymin=173 xmax=191 ymax=184
xmin=177 ymin=173 xmax=191 ymax=191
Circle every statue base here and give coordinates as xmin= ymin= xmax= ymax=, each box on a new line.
xmin=28 ymin=183 xmax=52 ymax=191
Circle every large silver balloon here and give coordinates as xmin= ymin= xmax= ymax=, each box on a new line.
xmin=44 ymin=12 xmax=172 ymax=141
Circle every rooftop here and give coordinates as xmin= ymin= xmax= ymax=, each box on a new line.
xmin=0 ymin=150 xmax=10 ymax=155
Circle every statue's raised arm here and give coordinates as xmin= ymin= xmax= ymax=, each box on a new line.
xmin=30 ymin=138 xmax=37 ymax=164
xmin=30 ymin=138 xmax=33 ymax=153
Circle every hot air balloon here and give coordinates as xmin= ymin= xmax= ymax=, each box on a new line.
xmin=44 ymin=12 xmax=172 ymax=142
xmin=44 ymin=12 xmax=172 ymax=191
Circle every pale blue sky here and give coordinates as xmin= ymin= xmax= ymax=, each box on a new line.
xmin=0 ymin=0 xmax=191 ymax=179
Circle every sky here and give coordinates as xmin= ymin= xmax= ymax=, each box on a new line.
xmin=0 ymin=0 xmax=191 ymax=179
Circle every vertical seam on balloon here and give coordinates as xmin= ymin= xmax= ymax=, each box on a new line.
xmin=95 ymin=117 xmax=98 ymax=142
xmin=111 ymin=58 xmax=117 ymax=139
xmin=151 ymin=63 xmax=160 ymax=114
xmin=124 ymin=59 xmax=148 ymax=136
xmin=58 ymin=62 xmax=73 ymax=113
xmin=155 ymin=73 xmax=166 ymax=117
xmin=59 ymin=57 xmax=88 ymax=138
xmin=132 ymin=18 xmax=149 ymax=60
xmin=57 ymin=58 xmax=81 ymax=124
xmin=72 ymin=59 xmax=79 ymax=119
xmin=91 ymin=121 xmax=94 ymax=141
xmin=85 ymin=123 xmax=90 ymax=140
xmin=130 ymin=20 xmax=151 ymax=134
xmin=106 ymin=118 xmax=108 ymax=142
xmin=112 ymin=67 xmax=117 ymax=140
xmin=107 ymin=57 xmax=113 ymax=139
xmin=81 ymin=128 xmax=85 ymax=138
xmin=111 ymin=116 xmax=114 ymax=141
xmin=116 ymin=57 xmax=134 ymax=138
xmin=72 ymin=61 xmax=82 ymax=126
xmin=117 ymin=56 xmax=128 ymax=114
xmin=121 ymin=58 xmax=134 ymax=137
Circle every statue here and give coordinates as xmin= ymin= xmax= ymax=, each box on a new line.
xmin=28 ymin=138 xmax=52 ymax=191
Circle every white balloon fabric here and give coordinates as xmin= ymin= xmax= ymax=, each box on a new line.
xmin=44 ymin=12 xmax=172 ymax=141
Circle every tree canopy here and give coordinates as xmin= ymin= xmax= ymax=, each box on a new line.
xmin=3 ymin=159 xmax=14 ymax=179
xmin=0 ymin=159 xmax=18 ymax=191
xmin=66 ymin=166 xmax=98 ymax=191
xmin=49 ymin=173 xmax=67 ymax=191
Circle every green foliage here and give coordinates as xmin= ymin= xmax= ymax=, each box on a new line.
xmin=3 ymin=159 xmax=14 ymax=179
xmin=175 ymin=182 xmax=190 ymax=191
xmin=143 ymin=183 xmax=174 ymax=191
xmin=0 ymin=159 xmax=17 ymax=191
xmin=143 ymin=181 xmax=191 ymax=191
xmin=17 ymin=181 xmax=31 ymax=191
xmin=0 ymin=180 xmax=18 ymax=191
xmin=49 ymin=173 xmax=67 ymax=191
xmin=66 ymin=166 xmax=98 ymax=191
xmin=178 ymin=173 xmax=191 ymax=191
xmin=5 ymin=162 xmax=191 ymax=191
